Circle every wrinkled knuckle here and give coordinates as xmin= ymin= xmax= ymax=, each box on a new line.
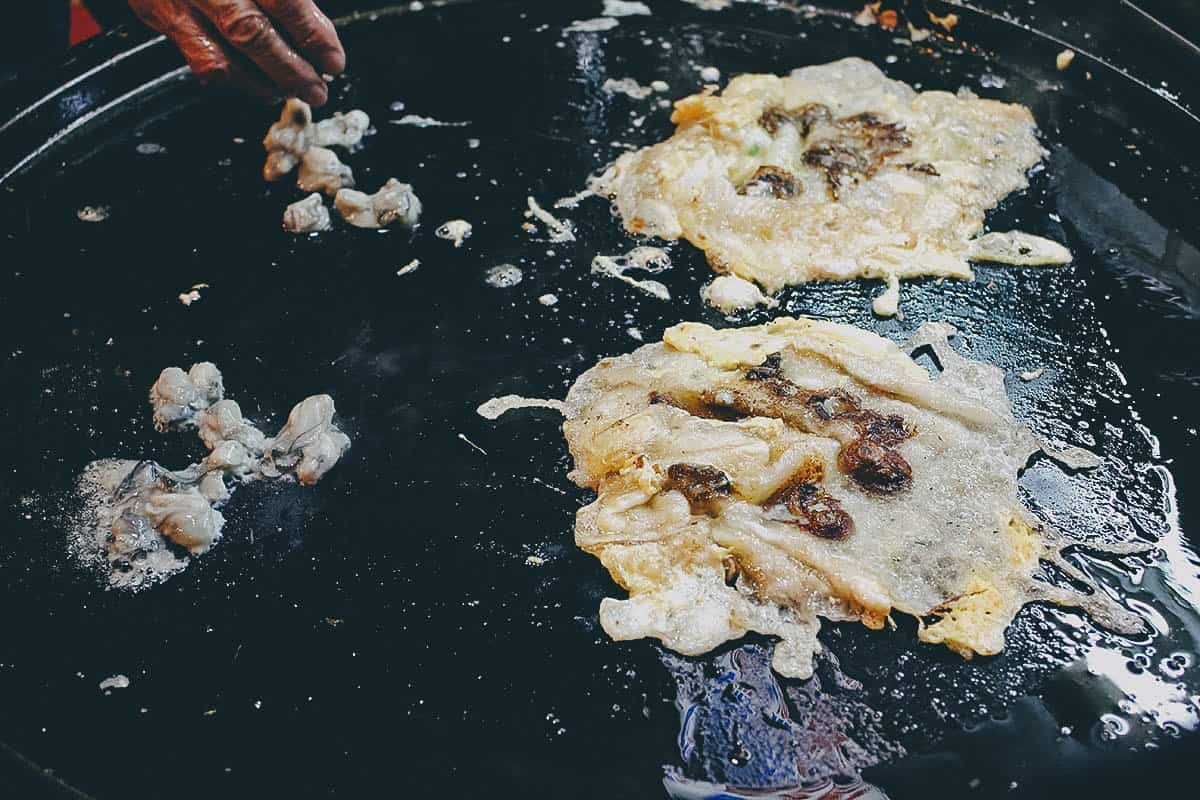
xmin=222 ymin=12 xmax=275 ymax=50
xmin=257 ymin=0 xmax=291 ymax=16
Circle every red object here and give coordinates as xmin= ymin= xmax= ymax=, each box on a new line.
xmin=70 ymin=0 xmax=103 ymax=46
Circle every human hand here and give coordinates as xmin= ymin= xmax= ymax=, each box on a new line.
xmin=127 ymin=0 xmax=346 ymax=106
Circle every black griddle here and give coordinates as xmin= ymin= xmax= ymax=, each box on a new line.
xmin=1 ymin=2 xmax=1199 ymax=798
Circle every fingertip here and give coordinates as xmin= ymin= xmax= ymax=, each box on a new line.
xmin=318 ymin=47 xmax=347 ymax=76
xmin=301 ymin=82 xmax=329 ymax=107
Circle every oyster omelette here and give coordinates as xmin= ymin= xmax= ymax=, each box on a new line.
xmin=559 ymin=319 xmax=1140 ymax=678
xmin=593 ymin=58 xmax=1072 ymax=313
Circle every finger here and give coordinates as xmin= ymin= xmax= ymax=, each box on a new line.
xmin=191 ymin=0 xmax=328 ymax=106
xmin=258 ymin=0 xmax=346 ymax=76
xmin=207 ymin=50 xmax=283 ymax=102
xmin=166 ymin=5 xmax=280 ymax=100
xmin=128 ymin=0 xmax=187 ymax=35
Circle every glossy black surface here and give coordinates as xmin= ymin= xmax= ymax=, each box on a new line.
xmin=1 ymin=2 xmax=1199 ymax=798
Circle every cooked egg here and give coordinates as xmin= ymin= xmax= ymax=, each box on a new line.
xmin=560 ymin=318 xmax=1141 ymax=677
xmin=593 ymin=58 xmax=1072 ymax=312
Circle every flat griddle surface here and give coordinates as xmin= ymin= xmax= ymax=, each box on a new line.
xmin=1 ymin=2 xmax=1199 ymax=798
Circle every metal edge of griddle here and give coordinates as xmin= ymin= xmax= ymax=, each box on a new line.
xmin=0 ymin=28 xmax=188 ymax=186
xmin=0 ymin=1 xmax=437 ymax=188
xmin=0 ymin=36 xmax=165 ymax=137
xmin=940 ymin=0 xmax=1199 ymax=119
xmin=0 ymin=737 xmax=98 ymax=800
xmin=3 ymin=0 xmax=1200 ymax=189
xmin=0 ymin=2 xmax=1199 ymax=797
